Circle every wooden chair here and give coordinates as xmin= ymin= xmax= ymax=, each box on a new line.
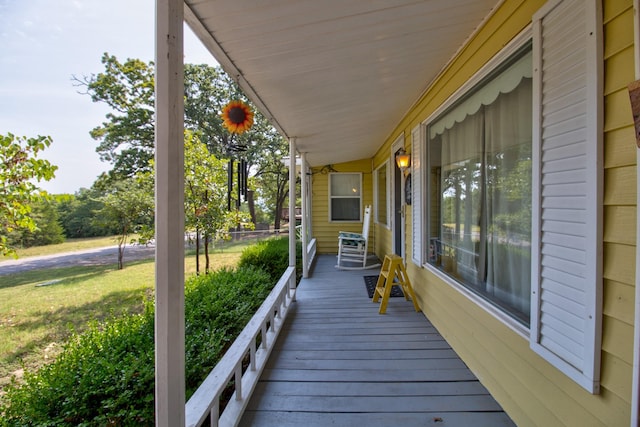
xmin=335 ymin=205 xmax=380 ymax=270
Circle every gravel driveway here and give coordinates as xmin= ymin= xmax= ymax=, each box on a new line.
xmin=0 ymin=244 xmax=157 ymax=276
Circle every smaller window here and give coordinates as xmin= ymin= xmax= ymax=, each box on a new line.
xmin=375 ymin=163 xmax=389 ymax=226
xmin=329 ymin=173 xmax=362 ymax=221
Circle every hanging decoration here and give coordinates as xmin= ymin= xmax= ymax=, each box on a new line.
xmin=227 ymin=158 xmax=249 ymax=211
xmin=221 ymin=100 xmax=254 ymax=134
xmin=221 ymin=100 xmax=253 ymax=211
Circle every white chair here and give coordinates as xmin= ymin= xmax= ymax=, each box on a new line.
xmin=335 ymin=205 xmax=380 ymax=270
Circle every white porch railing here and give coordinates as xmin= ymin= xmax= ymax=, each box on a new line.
xmin=185 ymin=266 xmax=297 ymax=427
xmin=304 ymin=237 xmax=317 ymax=276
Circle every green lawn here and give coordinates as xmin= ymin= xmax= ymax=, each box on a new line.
xmin=0 ymin=236 xmax=128 ymax=261
xmin=0 ymin=240 xmax=249 ymax=394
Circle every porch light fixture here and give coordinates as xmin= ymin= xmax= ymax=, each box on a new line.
xmin=395 ymin=148 xmax=410 ymax=171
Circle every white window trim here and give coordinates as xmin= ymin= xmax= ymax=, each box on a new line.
xmin=411 ymin=125 xmax=423 ymax=266
xmin=328 ymin=172 xmax=362 ymax=223
xmin=374 ymin=161 xmax=391 ymax=229
xmin=419 ymin=26 xmax=533 ymax=336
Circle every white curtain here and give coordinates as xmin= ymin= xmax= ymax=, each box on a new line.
xmin=430 ymin=51 xmax=532 ymax=320
xmin=440 ymin=109 xmax=484 ymax=285
xmin=484 ymin=78 xmax=532 ymax=317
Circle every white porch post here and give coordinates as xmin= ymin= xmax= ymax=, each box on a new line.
xmin=289 ymin=138 xmax=297 ymax=279
xmin=301 ymin=152 xmax=309 ymax=278
xmin=155 ymin=0 xmax=185 ymax=425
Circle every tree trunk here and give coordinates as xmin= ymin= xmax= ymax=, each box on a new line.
xmin=117 ymin=230 xmax=127 ymax=270
xmin=247 ymin=190 xmax=256 ymax=225
xmin=204 ymin=232 xmax=210 ymax=273
xmin=274 ymin=182 xmax=288 ymax=231
xmin=195 ymin=228 xmax=200 ymax=275
xmin=118 ymin=244 xmax=125 ymax=270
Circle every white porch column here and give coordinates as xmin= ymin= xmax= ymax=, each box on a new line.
xmin=301 ymin=152 xmax=309 ymax=278
xmin=289 ymin=138 xmax=297 ymax=274
xmin=155 ymin=0 xmax=185 ymax=425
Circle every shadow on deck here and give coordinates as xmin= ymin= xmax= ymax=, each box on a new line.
xmin=239 ymin=255 xmax=515 ymax=427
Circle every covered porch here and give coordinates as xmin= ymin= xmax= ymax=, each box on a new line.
xmin=239 ymin=255 xmax=514 ymax=426
xmin=154 ymin=0 xmax=640 ymax=425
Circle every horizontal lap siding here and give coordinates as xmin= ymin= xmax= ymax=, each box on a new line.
xmin=312 ymin=159 xmax=374 ymax=254
xmin=373 ymin=222 xmax=391 ymax=257
xmin=369 ymin=156 xmax=395 ymax=257
xmin=402 ymin=0 xmax=635 ymax=425
xmin=601 ymin=0 xmax=636 ymax=409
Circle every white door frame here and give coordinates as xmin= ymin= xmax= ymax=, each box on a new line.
xmin=391 ymin=134 xmax=406 ymax=260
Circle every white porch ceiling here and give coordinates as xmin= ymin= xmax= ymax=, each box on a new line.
xmin=184 ymin=0 xmax=500 ymax=167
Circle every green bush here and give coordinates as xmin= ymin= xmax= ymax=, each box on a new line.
xmin=238 ymin=237 xmax=301 ymax=283
xmin=184 ymin=266 xmax=273 ymax=398
xmin=0 ymin=265 xmax=275 ymax=426
xmin=0 ymin=308 xmax=156 ymax=426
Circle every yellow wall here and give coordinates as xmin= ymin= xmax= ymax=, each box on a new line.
xmin=380 ymin=1 xmax=636 ymax=426
xmin=371 ymin=153 xmax=398 ymax=257
xmin=308 ymin=1 xmax=635 ymax=423
xmin=311 ymin=159 xmax=374 ymax=254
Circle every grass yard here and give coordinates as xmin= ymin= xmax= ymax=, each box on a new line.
xmin=0 ymin=241 xmax=248 ymax=394
xmin=0 ymin=236 xmax=131 ymax=261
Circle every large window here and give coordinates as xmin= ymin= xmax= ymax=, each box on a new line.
xmin=414 ymin=0 xmax=602 ymax=392
xmin=375 ymin=163 xmax=389 ymax=226
xmin=426 ymin=45 xmax=532 ymax=325
xmin=329 ymin=173 xmax=362 ymax=221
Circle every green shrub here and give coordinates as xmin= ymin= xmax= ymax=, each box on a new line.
xmin=0 ymin=266 xmax=275 ymax=426
xmin=238 ymin=237 xmax=301 ymax=282
xmin=0 ymin=308 xmax=155 ymax=426
xmin=184 ymin=266 xmax=273 ymax=398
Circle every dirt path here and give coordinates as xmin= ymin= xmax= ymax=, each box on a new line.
xmin=0 ymin=244 xmax=156 ymax=276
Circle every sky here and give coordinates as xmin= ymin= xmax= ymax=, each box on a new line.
xmin=0 ymin=0 xmax=219 ymax=194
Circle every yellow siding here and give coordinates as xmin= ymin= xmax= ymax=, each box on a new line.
xmin=604 ymin=126 xmax=637 ymax=168
xmin=373 ymin=223 xmax=392 ymax=257
xmin=311 ymin=159 xmax=374 ymax=254
xmin=370 ymin=0 xmax=637 ymax=425
xmin=372 ymin=156 xmax=395 ymax=256
xmin=603 ymin=279 xmax=636 ymax=325
xmin=604 ymin=206 xmax=636 ymax=245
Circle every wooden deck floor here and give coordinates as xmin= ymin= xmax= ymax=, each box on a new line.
xmin=239 ymin=255 xmax=515 ymax=427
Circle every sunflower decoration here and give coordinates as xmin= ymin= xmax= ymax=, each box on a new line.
xmin=221 ymin=100 xmax=254 ymax=134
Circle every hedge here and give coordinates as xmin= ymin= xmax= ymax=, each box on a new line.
xmin=0 ymin=237 xmax=293 ymax=426
xmin=238 ymin=236 xmax=302 ymax=283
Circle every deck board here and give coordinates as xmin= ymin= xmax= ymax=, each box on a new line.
xmin=238 ymin=255 xmax=515 ymax=426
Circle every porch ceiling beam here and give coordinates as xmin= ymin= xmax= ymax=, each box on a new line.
xmin=155 ymin=0 xmax=185 ymax=425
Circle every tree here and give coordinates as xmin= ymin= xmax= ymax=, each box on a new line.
xmin=73 ymin=53 xmax=155 ymax=181
xmin=7 ymin=196 xmax=65 ymax=248
xmin=56 ymin=188 xmax=118 ymax=238
xmin=93 ymin=175 xmax=154 ymax=269
xmin=183 ymin=131 xmax=251 ymax=274
xmin=77 ymin=55 xmax=291 ymax=227
xmin=253 ymin=135 xmax=290 ymax=230
xmin=0 ymin=133 xmax=58 ymax=257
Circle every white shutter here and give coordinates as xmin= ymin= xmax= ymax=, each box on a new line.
xmin=530 ymin=0 xmax=603 ymax=393
xmin=411 ymin=125 xmax=423 ymax=266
